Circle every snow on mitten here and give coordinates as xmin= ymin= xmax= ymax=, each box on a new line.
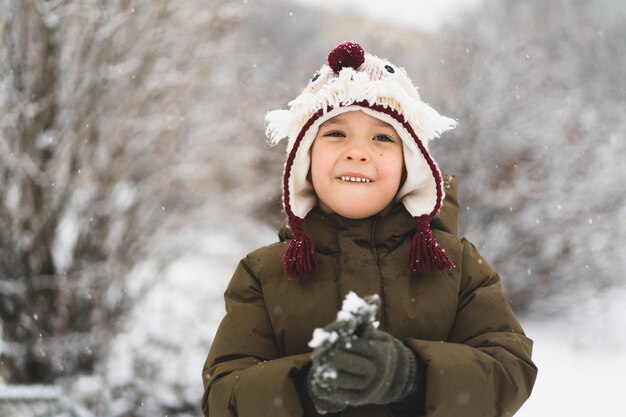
xmin=306 ymin=292 xmax=417 ymax=411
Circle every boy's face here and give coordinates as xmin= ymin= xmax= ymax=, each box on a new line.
xmin=310 ymin=110 xmax=404 ymax=219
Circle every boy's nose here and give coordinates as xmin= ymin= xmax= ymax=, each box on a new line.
xmin=345 ymin=142 xmax=369 ymax=162
xmin=345 ymin=152 xmax=368 ymax=162
xmin=346 ymin=153 xmax=368 ymax=162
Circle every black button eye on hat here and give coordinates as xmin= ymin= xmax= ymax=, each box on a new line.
xmin=311 ymin=73 xmax=320 ymax=82
xmin=385 ymin=65 xmax=395 ymax=73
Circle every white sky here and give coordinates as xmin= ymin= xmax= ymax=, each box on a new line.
xmin=289 ymin=0 xmax=485 ymax=32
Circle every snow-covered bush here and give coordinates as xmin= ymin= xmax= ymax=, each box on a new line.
xmin=0 ymin=0 xmax=244 ymax=384
xmin=421 ymin=0 xmax=626 ymax=311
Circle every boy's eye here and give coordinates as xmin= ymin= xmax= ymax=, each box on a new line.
xmin=373 ymin=134 xmax=395 ymax=143
xmin=323 ymin=131 xmax=345 ymax=137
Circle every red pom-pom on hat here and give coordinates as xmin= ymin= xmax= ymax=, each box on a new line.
xmin=328 ymin=41 xmax=365 ymax=73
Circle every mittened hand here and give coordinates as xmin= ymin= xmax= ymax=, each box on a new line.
xmin=307 ymin=326 xmax=417 ymax=412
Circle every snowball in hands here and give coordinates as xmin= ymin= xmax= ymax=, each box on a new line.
xmin=308 ymin=291 xmax=379 ymax=349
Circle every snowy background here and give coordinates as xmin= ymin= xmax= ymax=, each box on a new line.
xmin=1 ymin=0 xmax=625 ymax=416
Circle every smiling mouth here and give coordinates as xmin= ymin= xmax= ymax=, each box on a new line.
xmin=339 ymin=176 xmax=372 ymax=183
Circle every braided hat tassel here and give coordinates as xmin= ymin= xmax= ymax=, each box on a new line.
xmin=283 ymin=216 xmax=317 ymax=278
xmin=407 ymin=215 xmax=455 ymax=273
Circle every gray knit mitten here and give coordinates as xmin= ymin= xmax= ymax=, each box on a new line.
xmin=307 ymin=325 xmax=417 ymax=413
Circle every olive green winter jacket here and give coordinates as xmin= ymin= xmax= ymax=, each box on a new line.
xmin=202 ymin=175 xmax=537 ymax=417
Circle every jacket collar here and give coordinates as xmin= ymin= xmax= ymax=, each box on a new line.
xmin=278 ymin=174 xmax=460 ymax=254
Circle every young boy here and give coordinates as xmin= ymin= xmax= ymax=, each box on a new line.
xmin=202 ymin=42 xmax=537 ymax=417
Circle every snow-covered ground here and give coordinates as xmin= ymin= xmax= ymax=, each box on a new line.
xmin=517 ymin=287 xmax=626 ymax=417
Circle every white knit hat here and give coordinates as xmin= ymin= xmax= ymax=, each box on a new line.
xmin=266 ymin=42 xmax=457 ymax=277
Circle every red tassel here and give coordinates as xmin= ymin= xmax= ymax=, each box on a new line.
xmin=407 ymin=215 xmax=455 ymax=273
xmin=283 ymin=217 xmax=317 ymax=278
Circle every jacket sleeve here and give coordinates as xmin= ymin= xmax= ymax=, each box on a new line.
xmin=201 ymin=256 xmax=312 ymax=417
xmin=404 ymin=238 xmax=538 ymax=417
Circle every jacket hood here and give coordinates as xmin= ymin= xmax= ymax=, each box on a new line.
xmin=278 ymin=174 xmax=460 ymax=243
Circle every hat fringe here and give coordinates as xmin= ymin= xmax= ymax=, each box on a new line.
xmin=265 ymin=68 xmax=456 ymax=146
xmin=407 ymin=215 xmax=455 ymax=273
xmin=283 ymin=217 xmax=318 ymax=278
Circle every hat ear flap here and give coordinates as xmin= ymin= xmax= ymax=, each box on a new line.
xmin=281 ymin=112 xmax=322 ymax=278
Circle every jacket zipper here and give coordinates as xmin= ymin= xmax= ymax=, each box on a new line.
xmin=371 ymin=216 xmax=386 ymax=331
